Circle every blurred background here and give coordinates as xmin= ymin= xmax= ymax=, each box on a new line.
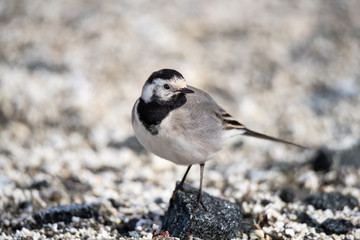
xmin=0 ymin=0 xmax=360 ymax=237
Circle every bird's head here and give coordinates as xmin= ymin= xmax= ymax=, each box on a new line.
xmin=141 ymin=69 xmax=194 ymax=103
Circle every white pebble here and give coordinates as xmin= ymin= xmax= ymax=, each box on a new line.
xmin=254 ymin=229 xmax=265 ymax=239
xmin=285 ymin=228 xmax=295 ymax=237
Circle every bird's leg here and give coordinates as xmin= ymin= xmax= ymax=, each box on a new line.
xmin=171 ymin=164 xmax=208 ymax=212
xmin=192 ymin=163 xmax=207 ymax=212
xmin=178 ymin=165 xmax=192 ymax=190
xmin=171 ymin=165 xmax=194 ymax=198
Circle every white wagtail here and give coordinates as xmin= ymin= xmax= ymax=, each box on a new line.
xmin=132 ymin=69 xmax=304 ymax=211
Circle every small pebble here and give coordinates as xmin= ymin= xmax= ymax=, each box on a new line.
xmin=298 ymin=211 xmax=319 ymax=227
xmin=312 ymin=149 xmax=333 ymax=172
xmin=305 ymin=192 xmax=359 ymax=210
xmin=285 ymin=228 xmax=295 ymax=237
xmin=319 ymin=218 xmax=353 ymax=235
xmin=254 ymin=229 xmax=265 ymax=239
xmin=279 ymin=187 xmax=295 ymax=203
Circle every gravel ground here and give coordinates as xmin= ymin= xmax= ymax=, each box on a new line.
xmin=1 ymin=0 xmax=360 ymax=239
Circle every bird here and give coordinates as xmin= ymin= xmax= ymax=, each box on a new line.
xmin=131 ymin=68 xmax=304 ymax=211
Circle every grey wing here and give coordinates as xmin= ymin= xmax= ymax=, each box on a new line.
xmin=184 ymin=86 xmax=306 ymax=149
xmin=170 ymin=86 xmax=227 ymax=153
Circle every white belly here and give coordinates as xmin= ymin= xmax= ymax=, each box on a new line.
xmin=133 ymin=112 xmax=213 ymax=165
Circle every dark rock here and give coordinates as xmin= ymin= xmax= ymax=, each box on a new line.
xmin=34 ymin=202 xmax=99 ymax=225
xmin=260 ymin=199 xmax=270 ymax=206
xmin=109 ymin=198 xmax=121 ymax=209
xmin=29 ymin=180 xmax=50 ymax=190
xmin=298 ymin=211 xmax=319 ymax=227
xmin=312 ymin=148 xmax=333 ymax=172
xmin=162 ymin=182 xmax=243 ymax=240
xmin=319 ymin=218 xmax=353 ymax=235
xmin=279 ymin=187 xmax=295 ymax=203
xmin=18 ymin=200 xmax=31 ymax=210
xmin=305 ymin=192 xmax=359 ymax=210
xmin=154 ymin=197 xmax=164 ymax=205
xmin=117 ymin=218 xmax=139 ymax=235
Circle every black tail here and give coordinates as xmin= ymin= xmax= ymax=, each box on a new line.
xmin=243 ymin=128 xmax=306 ymax=149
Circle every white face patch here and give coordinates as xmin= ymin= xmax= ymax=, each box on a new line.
xmin=141 ymin=83 xmax=154 ymax=103
xmin=141 ymin=77 xmax=188 ymax=103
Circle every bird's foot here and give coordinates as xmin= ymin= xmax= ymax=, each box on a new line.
xmin=171 ymin=185 xmax=208 ymax=212
xmin=190 ymin=194 xmax=208 ymax=212
xmin=171 ymin=184 xmax=196 ymax=199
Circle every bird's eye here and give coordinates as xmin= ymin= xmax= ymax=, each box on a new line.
xmin=163 ymin=84 xmax=170 ymax=90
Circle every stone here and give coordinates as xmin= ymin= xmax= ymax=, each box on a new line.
xmin=319 ymin=218 xmax=353 ymax=235
xmin=297 ymin=211 xmax=319 ymax=227
xmin=34 ymin=202 xmax=99 ymax=225
xmin=305 ymin=192 xmax=359 ymax=210
xmin=162 ymin=182 xmax=244 ymax=240
xmin=254 ymin=229 xmax=265 ymax=238
xmin=312 ymin=148 xmax=333 ymax=172
xmin=28 ymin=180 xmax=50 ymax=190
xmin=279 ymin=187 xmax=296 ymax=203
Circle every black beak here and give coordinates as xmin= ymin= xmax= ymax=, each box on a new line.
xmin=177 ymin=87 xmax=194 ymax=94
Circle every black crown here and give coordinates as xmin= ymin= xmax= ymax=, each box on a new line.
xmin=146 ymin=69 xmax=183 ymax=84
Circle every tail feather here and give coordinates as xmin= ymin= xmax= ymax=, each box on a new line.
xmin=243 ymin=128 xmax=306 ymax=149
xmin=219 ymin=110 xmax=306 ymax=149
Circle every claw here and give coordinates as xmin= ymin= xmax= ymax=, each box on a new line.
xmin=191 ymin=192 xmax=208 ymax=212
xmin=172 ymin=185 xmax=208 ymax=212
xmin=172 ymin=185 xmax=196 ymax=198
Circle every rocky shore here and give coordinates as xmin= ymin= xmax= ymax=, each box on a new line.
xmin=1 ymin=1 xmax=360 ymax=239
